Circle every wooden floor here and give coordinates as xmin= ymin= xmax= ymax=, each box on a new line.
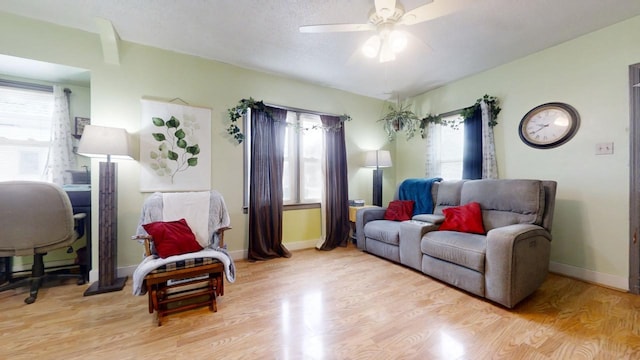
xmin=1 ymin=245 xmax=640 ymax=359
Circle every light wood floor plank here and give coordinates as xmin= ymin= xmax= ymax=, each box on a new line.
xmin=1 ymin=245 xmax=639 ymax=359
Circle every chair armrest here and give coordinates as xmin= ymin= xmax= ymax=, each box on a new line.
xmin=72 ymin=212 xmax=87 ymax=238
xmin=73 ymin=213 xmax=87 ymax=220
xmin=131 ymin=235 xmax=153 ymax=256
xmin=216 ymin=226 xmax=232 ymax=248
xmin=484 ymin=224 xmax=552 ymax=308
xmin=355 ymin=207 xmax=385 ymax=250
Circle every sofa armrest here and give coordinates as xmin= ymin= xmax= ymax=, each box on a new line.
xmin=412 ymin=214 xmax=444 ymax=224
xmin=355 ymin=207 xmax=386 ymax=250
xmin=400 ymin=220 xmax=439 ymax=271
xmin=484 ymin=224 xmax=552 ymax=308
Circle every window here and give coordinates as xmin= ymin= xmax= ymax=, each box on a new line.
xmin=0 ymin=83 xmax=54 ymax=182
xmin=242 ymin=108 xmax=324 ymax=209
xmin=283 ymin=111 xmax=323 ymax=204
xmin=428 ymin=112 xmax=464 ymax=180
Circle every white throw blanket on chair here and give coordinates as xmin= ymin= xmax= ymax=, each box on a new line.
xmin=162 ymin=191 xmax=210 ymax=248
xmin=132 ymin=190 xmax=234 ymax=296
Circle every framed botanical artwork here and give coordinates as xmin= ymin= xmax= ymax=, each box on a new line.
xmin=139 ymin=99 xmax=212 ymax=192
xmin=74 ymin=117 xmax=90 ymax=137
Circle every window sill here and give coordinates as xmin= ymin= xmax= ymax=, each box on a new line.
xmin=242 ymin=202 xmax=320 ymax=214
xmin=284 ymin=202 xmax=320 ymax=211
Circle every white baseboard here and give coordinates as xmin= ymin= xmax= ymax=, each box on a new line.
xmin=549 ymin=261 xmax=629 ymax=291
xmin=89 ymin=266 xmax=136 ymax=283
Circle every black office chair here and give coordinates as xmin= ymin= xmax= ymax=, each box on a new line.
xmin=0 ymin=181 xmax=86 ymax=304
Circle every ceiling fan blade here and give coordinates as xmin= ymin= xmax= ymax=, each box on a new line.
xmin=299 ymin=23 xmax=375 ymax=33
xmin=399 ymin=0 xmax=468 ymax=26
xmin=375 ymin=0 xmax=397 ymax=20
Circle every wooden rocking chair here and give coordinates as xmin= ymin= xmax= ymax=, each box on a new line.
xmin=132 ymin=191 xmax=232 ymax=326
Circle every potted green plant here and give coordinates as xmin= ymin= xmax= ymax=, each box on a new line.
xmin=378 ymin=100 xmax=421 ymax=141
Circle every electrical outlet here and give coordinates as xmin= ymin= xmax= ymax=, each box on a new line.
xmin=596 ymin=142 xmax=614 ymax=155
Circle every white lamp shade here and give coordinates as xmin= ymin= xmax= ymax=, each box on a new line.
xmin=364 ymin=150 xmax=392 ymax=168
xmin=77 ymin=125 xmax=133 ymax=159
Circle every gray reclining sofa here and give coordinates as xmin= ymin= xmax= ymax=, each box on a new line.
xmin=356 ymin=178 xmax=557 ymax=308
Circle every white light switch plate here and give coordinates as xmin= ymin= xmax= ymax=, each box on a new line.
xmin=596 ymin=142 xmax=614 ymax=155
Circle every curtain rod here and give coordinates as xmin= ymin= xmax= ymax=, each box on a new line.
xmin=265 ymin=102 xmax=342 ymax=118
xmin=0 ymin=79 xmax=53 ymax=92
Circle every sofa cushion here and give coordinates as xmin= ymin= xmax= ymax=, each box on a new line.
xmin=384 ymin=200 xmax=414 ymax=221
xmin=421 ymin=231 xmax=487 ymax=273
xmin=364 ymin=220 xmax=402 ymax=246
xmin=460 ymin=179 xmax=545 ymax=231
xmin=439 ymin=202 xmax=486 ymax=234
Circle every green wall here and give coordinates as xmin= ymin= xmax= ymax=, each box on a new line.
xmin=3 ymin=9 xmax=638 ymax=289
xmin=0 ymin=12 xmax=389 ymax=275
xmin=399 ymin=15 xmax=640 ymax=288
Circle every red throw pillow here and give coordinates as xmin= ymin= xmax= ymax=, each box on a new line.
xmin=142 ymin=218 xmax=203 ymax=258
xmin=439 ymin=202 xmax=486 ymax=234
xmin=384 ymin=200 xmax=415 ymax=221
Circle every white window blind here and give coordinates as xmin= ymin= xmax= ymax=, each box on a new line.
xmin=0 ymin=85 xmax=54 ymax=181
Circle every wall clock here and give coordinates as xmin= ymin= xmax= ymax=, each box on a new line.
xmin=518 ymin=102 xmax=580 ymax=149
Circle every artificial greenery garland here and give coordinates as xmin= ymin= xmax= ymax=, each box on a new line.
xmin=458 ymin=94 xmax=501 ymax=127
xmin=225 ymin=97 xmax=352 ymax=144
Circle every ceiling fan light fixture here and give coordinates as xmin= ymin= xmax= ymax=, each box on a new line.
xmin=379 ymin=38 xmax=396 ymax=63
xmin=389 ymin=30 xmax=407 ymax=53
xmin=362 ymin=35 xmax=381 ymax=58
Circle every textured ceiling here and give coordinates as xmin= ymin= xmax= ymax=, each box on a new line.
xmin=1 ymin=0 xmax=640 ymax=99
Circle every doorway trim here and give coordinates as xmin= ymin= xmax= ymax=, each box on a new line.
xmin=629 ymin=62 xmax=640 ymax=294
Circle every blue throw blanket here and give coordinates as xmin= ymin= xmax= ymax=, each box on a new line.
xmin=398 ymin=177 xmax=443 ymax=215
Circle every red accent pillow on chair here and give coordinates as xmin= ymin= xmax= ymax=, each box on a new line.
xmin=384 ymin=200 xmax=415 ymax=221
xmin=142 ymin=218 xmax=203 ymax=258
xmin=439 ymin=202 xmax=486 ymax=234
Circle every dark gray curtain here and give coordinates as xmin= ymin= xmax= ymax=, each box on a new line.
xmin=318 ymin=115 xmax=350 ymax=250
xmin=462 ymin=107 xmax=482 ymax=180
xmin=248 ymin=106 xmax=291 ymax=260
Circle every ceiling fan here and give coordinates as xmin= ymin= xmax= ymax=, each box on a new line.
xmin=300 ymin=0 xmax=467 ymax=63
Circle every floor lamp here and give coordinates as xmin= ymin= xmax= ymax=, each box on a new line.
xmin=364 ymin=150 xmax=392 ymax=206
xmin=77 ymin=125 xmax=132 ymax=295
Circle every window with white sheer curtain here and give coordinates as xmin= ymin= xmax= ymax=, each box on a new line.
xmin=425 ymin=113 xmax=465 ymax=180
xmin=0 ymin=84 xmax=54 ymax=182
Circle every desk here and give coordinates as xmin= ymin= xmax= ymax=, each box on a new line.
xmin=64 ymin=185 xmax=91 ymax=283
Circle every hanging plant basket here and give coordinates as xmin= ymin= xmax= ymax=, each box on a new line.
xmin=378 ymin=101 xmax=421 ymax=141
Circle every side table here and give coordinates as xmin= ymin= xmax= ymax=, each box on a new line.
xmin=348 ymin=205 xmax=377 ymax=244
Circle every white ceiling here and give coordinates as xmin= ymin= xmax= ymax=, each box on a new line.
xmin=1 ymin=0 xmax=640 ymax=100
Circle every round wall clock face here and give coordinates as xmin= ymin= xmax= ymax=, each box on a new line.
xmin=519 ymin=102 xmax=580 ymax=149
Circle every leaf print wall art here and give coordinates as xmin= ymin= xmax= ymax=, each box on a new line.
xmin=140 ymin=99 xmax=211 ymax=191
